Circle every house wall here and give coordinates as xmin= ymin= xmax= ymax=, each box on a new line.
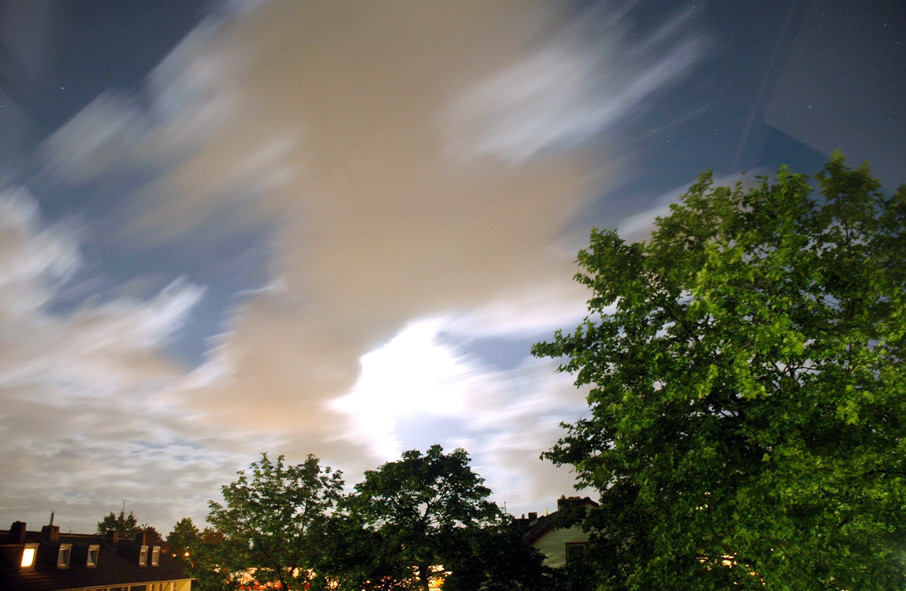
xmin=64 ymin=580 xmax=193 ymax=591
xmin=532 ymin=525 xmax=589 ymax=569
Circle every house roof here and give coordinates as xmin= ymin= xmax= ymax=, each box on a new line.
xmin=1 ymin=526 xmax=191 ymax=591
xmin=514 ymin=496 xmax=598 ymax=545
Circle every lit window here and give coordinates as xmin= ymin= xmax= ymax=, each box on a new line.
xmin=139 ymin=545 xmax=149 ymax=566
xmin=87 ymin=545 xmax=100 ymax=567
xmin=21 ymin=544 xmax=38 ymax=568
xmin=565 ymin=542 xmax=587 ymax=563
xmin=151 ymin=546 xmax=160 ymax=566
xmin=57 ymin=544 xmax=72 ymax=568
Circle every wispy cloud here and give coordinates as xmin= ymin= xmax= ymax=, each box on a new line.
xmin=0 ymin=188 xmax=258 ymax=532
xmin=443 ymin=3 xmax=706 ymax=163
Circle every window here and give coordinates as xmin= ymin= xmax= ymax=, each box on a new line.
xmin=151 ymin=546 xmax=161 ymax=566
xmin=139 ymin=545 xmax=149 ymax=566
xmin=21 ymin=544 xmax=38 ymax=568
xmin=565 ymin=542 xmax=588 ymax=563
xmin=57 ymin=544 xmax=72 ymax=568
xmin=87 ymin=544 xmax=100 ymax=567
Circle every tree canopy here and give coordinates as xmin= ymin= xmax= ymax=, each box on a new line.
xmin=534 ymin=154 xmax=906 ymax=590
xmin=350 ymin=445 xmax=507 ymax=591
xmin=97 ymin=510 xmax=142 ymax=538
xmin=165 ymin=517 xmax=200 ymax=561
xmin=205 ymin=453 xmax=344 ymax=591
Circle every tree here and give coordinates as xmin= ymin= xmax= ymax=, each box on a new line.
xmin=316 ymin=512 xmax=406 ymax=591
xmin=533 ymin=154 xmax=906 ymax=590
xmin=185 ymin=527 xmax=237 ymax=591
xmin=349 ymin=445 xmax=505 ymax=591
xmin=165 ymin=517 xmax=201 ymax=560
xmin=206 ymin=453 xmax=344 ymax=591
xmin=441 ymin=520 xmax=550 ymax=591
xmin=97 ymin=510 xmax=142 ymax=538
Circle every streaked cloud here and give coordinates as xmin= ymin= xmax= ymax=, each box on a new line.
xmin=444 ymin=4 xmax=705 ymax=163
xmin=0 ymin=188 xmax=258 ymax=532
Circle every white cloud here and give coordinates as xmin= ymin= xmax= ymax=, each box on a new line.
xmin=443 ymin=4 xmax=706 ymax=163
xmin=0 ymin=189 xmax=254 ymax=533
xmin=0 ymin=187 xmax=80 ymax=313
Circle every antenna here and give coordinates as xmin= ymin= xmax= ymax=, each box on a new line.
xmin=121 ymin=499 xmax=131 ymax=514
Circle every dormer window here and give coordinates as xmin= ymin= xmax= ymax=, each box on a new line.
xmin=151 ymin=546 xmax=160 ymax=566
xmin=87 ymin=544 xmax=100 ymax=567
xmin=139 ymin=545 xmax=149 ymax=566
xmin=21 ymin=544 xmax=38 ymax=568
xmin=57 ymin=544 xmax=72 ymax=568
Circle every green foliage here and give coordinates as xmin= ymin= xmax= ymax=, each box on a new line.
xmin=165 ymin=517 xmax=200 ymax=560
xmin=176 ymin=527 xmax=237 ymax=591
xmin=96 ymin=510 xmax=142 ymax=538
xmin=205 ymin=453 xmax=344 ymax=591
xmin=534 ymin=154 xmax=906 ymax=590
xmin=441 ymin=521 xmax=550 ymax=591
xmin=349 ymin=445 xmax=505 ymax=591
xmin=317 ymin=512 xmax=409 ymax=591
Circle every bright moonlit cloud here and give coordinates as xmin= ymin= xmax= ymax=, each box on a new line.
xmin=331 ymin=318 xmax=475 ymax=459
xmin=8 ymin=0 xmax=706 ymax=527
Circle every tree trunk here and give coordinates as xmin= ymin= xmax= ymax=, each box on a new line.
xmin=418 ymin=564 xmax=430 ymax=591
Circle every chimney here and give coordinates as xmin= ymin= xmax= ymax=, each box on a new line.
xmin=41 ymin=525 xmax=60 ymax=543
xmin=528 ymin=512 xmax=538 ymax=521
xmin=135 ymin=531 xmax=148 ymax=546
xmin=9 ymin=522 xmax=26 ymax=544
xmin=106 ymin=531 xmax=119 ymax=545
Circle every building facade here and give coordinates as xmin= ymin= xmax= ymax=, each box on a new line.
xmin=515 ymin=496 xmax=598 ymax=568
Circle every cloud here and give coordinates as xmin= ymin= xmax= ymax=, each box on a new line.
xmin=443 ymin=4 xmax=705 ymax=163
xmin=330 ymin=317 xmax=591 ymax=506
xmin=7 ymin=0 xmax=707 ymax=526
xmin=617 ymin=170 xmax=764 ymax=241
xmin=0 ymin=189 xmax=204 ymax=392
xmin=0 ymin=188 xmax=255 ymax=533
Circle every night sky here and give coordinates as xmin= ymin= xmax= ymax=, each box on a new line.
xmin=1 ymin=0 xmax=903 ymax=534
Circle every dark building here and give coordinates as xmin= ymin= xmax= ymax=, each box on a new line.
xmin=0 ymin=521 xmax=192 ymax=591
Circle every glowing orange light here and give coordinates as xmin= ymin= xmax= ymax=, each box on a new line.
xmin=21 ymin=547 xmax=36 ymax=567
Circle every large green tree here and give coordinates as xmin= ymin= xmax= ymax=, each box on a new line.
xmin=206 ymin=453 xmax=344 ymax=591
xmin=349 ymin=445 xmax=506 ymax=591
xmin=534 ymin=154 xmax=906 ymax=590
